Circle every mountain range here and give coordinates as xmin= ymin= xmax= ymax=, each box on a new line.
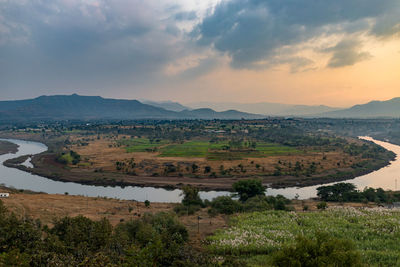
xmin=186 ymin=102 xmax=341 ymax=116
xmin=0 ymin=94 xmax=399 ymax=122
xmin=318 ymin=97 xmax=400 ymax=118
xmin=185 ymin=98 xmax=400 ymax=118
xmin=0 ymin=94 xmax=263 ymax=122
xmin=141 ymin=100 xmax=189 ymax=112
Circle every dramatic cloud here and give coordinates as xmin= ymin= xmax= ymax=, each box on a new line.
xmin=0 ymin=0 xmax=399 ymax=104
xmin=324 ymin=37 xmax=372 ymax=68
xmin=195 ymin=0 xmax=400 ymax=69
xmin=0 ymin=0 xmax=204 ymax=97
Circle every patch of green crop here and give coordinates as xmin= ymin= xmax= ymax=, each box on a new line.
xmin=118 ymin=138 xmax=167 ymax=152
xmin=255 ymin=142 xmax=300 ymax=155
xmin=208 ymin=207 xmax=400 ymax=266
xmin=159 ymin=141 xmax=210 ymax=157
xmin=159 ymin=140 xmax=299 ymax=160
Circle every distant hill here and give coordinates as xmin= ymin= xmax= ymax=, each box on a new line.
xmin=186 ymin=101 xmax=341 ymax=116
xmin=0 ymin=94 xmax=263 ymax=122
xmin=180 ymin=108 xmax=262 ymax=120
xmin=319 ymin=97 xmax=400 ymax=118
xmin=142 ymin=100 xmax=189 ymax=112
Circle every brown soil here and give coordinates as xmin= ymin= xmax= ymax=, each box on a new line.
xmin=0 ymin=190 xmax=228 ymax=240
xmin=71 ymin=136 xmax=357 ymax=179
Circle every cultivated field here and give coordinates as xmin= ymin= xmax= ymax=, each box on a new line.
xmin=208 ymin=207 xmax=400 ymax=266
xmin=72 ymin=135 xmax=358 ymax=180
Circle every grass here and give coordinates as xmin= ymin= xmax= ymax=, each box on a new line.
xmin=118 ymin=138 xmax=168 ymax=152
xmin=159 ymin=141 xmax=211 ymax=157
xmin=208 ymin=207 xmax=400 ymax=266
xmin=119 ymin=138 xmax=300 ymax=159
xmin=160 ymin=140 xmax=299 ymax=160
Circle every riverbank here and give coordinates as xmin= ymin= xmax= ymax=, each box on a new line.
xmin=0 ymin=140 xmax=18 ymax=155
xmin=3 ymin=149 xmax=395 ymax=191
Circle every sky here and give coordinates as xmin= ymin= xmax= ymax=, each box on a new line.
xmin=0 ymin=0 xmax=399 ymax=107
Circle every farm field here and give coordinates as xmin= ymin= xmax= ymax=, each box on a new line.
xmin=159 ymin=140 xmax=300 ymax=159
xmin=117 ymin=138 xmax=300 ymax=159
xmin=208 ymin=207 xmax=400 ymax=266
xmin=74 ymin=135 xmax=373 ymax=183
xmin=118 ymin=138 xmax=168 ymax=152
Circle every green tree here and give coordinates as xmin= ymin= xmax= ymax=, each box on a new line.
xmin=181 ymin=185 xmax=204 ymax=207
xmin=232 ymin=179 xmax=265 ymax=202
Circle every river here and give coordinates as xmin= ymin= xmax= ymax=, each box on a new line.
xmin=0 ymin=137 xmax=399 ymax=202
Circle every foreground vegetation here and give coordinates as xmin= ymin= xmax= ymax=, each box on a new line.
xmin=0 ymin=199 xmax=215 ymax=266
xmin=174 ymin=181 xmax=400 ymax=266
xmin=208 ymin=207 xmax=400 ymax=266
xmin=2 ymin=179 xmax=400 ymax=266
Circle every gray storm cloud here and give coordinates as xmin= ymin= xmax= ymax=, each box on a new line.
xmin=0 ymin=0 xmax=399 ymax=100
xmin=195 ymin=0 xmax=400 ymax=69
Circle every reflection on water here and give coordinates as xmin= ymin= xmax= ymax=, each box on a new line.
xmin=0 ymin=137 xmax=399 ymax=202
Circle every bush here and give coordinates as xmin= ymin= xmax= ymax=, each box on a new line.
xmin=242 ymin=195 xmax=273 ymax=212
xmin=243 ymin=195 xmax=291 ymax=212
xmin=0 ymin=199 xmax=195 ymax=266
xmin=49 ymin=216 xmax=112 ymax=256
xmin=317 ymin=201 xmax=328 ymax=210
xmin=207 ymin=194 xmax=292 ymax=216
xmin=209 ymin=196 xmax=242 ymax=215
xmin=174 ymin=204 xmax=201 ymax=216
xmin=56 ymin=151 xmax=81 ymax=165
xmin=271 ymin=233 xmax=362 ymax=267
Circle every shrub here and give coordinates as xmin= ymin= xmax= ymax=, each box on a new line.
xmin=56 ymin=151 xmax=81 ymax=165
xmin=317 ymin=201 xmax=328 ymax=210
xmin=50 ymin=216 xmax=112 ymax=255
xmin=242 ymin=195 xmax=273 ymax=212
xmin=271 ymin=233 xmax=362 ymax=267
xmin=209 ymin=196 xmax=242 ymax=215
xmin=174 ymin=204 xmax=201 ymax=216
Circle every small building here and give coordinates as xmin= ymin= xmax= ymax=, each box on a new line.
xmin=0 ymin=193 xmax=9 ymax=198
